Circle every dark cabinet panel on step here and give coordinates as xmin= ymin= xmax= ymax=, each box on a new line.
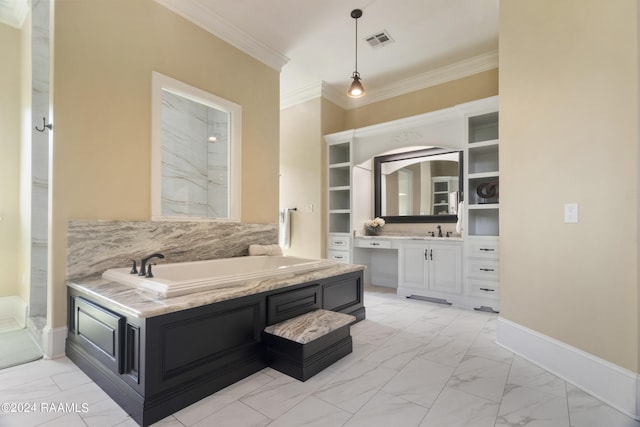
xmin=267 ymin=284 xmax=321 ymax=325
xmin=74 ymin=297 xmax=125 ymax=375
xmin=322 ymin=274 xmax=363 ymax=316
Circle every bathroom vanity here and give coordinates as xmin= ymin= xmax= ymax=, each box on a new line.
xmin=65 ymin=263 xmax=364 ymax=426
xmin=325 ymin=96 xmax=500 ymax=312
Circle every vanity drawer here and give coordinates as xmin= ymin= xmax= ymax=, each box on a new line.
xmin=468 ymin=241 xmax=500 ymax=259
xmin=327 ymin=235 xmax=351 ymax=251
xmin=355 ymin=238 xmax=391 ymax=249
xmin=327 ymin=250 xmax=351 ymax=264
xmin=467 ymin=259 xmax=499 ymax=281
xmin=468 ymin=279 xmax=500 ymax=298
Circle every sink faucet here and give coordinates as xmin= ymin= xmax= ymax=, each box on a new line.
xmin=437 ymin=225 xmax=443 ymax=237
xmin=139 ymin=253 xmax=165 ymax=276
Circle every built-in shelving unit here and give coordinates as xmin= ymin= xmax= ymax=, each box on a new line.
xmin=466 ymin=112 xmax=499 ymax=236
xmin=326 ymin=136 xmax=353 ymax=263
xmin=464 ymin=106 xmax=500 ymax=310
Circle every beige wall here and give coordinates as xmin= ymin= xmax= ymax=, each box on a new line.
xmin=500 ymin=0 xmax=638 ymax=371
xmin=0 ymin=23 xmax=22 ymax=298
xmin=51 ymin=0 xmax=280 ymax=327
xmin=346 ymin=69 xmax=498 ymax=129
xmin=280 ymin=98 xmax=323 ymax=258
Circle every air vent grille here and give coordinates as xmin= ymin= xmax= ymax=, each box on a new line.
xmin=365 ymin=30 xmax=394 ymax=48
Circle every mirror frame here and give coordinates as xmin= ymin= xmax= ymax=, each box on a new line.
xmin=151 ymin=71 xmax=242 ymax=221
xmin=374 ymin=148 xmax=463 ymax=223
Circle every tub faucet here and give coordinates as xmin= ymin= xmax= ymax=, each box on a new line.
xmin=139 ymin=253 xmax=165 ymax=276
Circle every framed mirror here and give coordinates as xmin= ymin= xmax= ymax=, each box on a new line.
xmin=374 ymin=148 xmax=463 ymax=223
xmin=151 ymin=72 xmax=242 ymax=221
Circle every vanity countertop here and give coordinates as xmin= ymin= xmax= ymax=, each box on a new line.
xmin=68 ymin=262 xmax=365 ymax=319
xmin=355 ymin=235 xmax=463 ymax=242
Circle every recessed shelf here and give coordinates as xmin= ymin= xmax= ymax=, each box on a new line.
xmin=468 ymin=209 xmax=499 ymax=236
xmin=469 ymin=112 xmax=499 ymax=143
xmin=328 ymin=143 xmax=350 ymax=164
xmin=468 ymin=144 xmax=498 ymax=174
xmin=329 ymin=167 xmax=350 ymax=187
xmin=329 ymin=189 xmax=350 ymax=211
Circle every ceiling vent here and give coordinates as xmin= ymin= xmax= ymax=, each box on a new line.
xmin=364 ymin=30 xmax=394 ymax=48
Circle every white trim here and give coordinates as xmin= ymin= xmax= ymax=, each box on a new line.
xmin=154 ymin=0 xmax=289 ymax=71
xmin=497 ymin=317 xmax=639 ymax=420
xmin=0 ymin=296 xmax=27 ymax=328
xmin=42 ymin=325 xmax=67 ymax=359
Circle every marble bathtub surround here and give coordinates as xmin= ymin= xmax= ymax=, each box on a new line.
xmin=68 ymin=263 xmax=364 ymax=318
xmin=264 ymin=310 xmax=356 ymax=344
xmin=66 ymin=220 xmax=278 ymax=280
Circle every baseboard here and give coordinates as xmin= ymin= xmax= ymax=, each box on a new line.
xmin=0 ymin=296 xmax=28 ymax=328
xmin=496 ymin=317 xmax=639 ymax=420
xmin=42 ymin=325 xmax=67 ymax=359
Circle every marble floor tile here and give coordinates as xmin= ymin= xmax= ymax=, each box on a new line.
xmin=191 ymin=401 xmax=270 ymax=427
xmin=420 ymin=386 xmax=500 ymax=427
xmin=447 ymin=355 xmax=511 ymax=402
xmin=382 ymin=357 xmax=455 ymax=408
xmin=0 ymin=287 xmax=636 ymax=427
xmin=344 ymin=391 xmax=429 ymax=427
xmin=267 ymin=396 xmax=351 ymax=427
xmin=415 ymin=334 xmax=474 ymax=368
xmin=362 ymin=334 xmax=426 ymax=370
xmin=507 ymin=356 xmax=567 ymax=398
xmin=313 ymin=360 xmax=397 ymax=413
xmin=496 ymin=384 xmax=570 ymax=427
xmin=466 ymin=331 xmax=514 ymax=365
xmin=241 ymin=367 xmax=335 ymax=419
xmin=566 ymin=384 xmax=640 ymax=427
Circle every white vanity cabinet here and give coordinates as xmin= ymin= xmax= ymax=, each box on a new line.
xmin=397 ymin=240 xmax=463 ymax=299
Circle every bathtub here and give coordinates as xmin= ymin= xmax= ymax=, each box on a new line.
xmin=102 ymin=256 xmax=337 ymax=298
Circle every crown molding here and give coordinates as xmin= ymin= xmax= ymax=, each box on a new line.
xmin=281 ymin=50 xmax=499 ymax=110
xmin=154 ymin=0 xmax=289 ymax=71
xmin=350 ymin=50 xmax=499 ymax=108
xmin=0 ymin=0 xmax=29 ymax=28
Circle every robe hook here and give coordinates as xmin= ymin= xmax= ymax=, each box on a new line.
xmin=35 ymin=117 xmax=53 ymax=132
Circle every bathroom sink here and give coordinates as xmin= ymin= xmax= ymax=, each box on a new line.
xmin=102 ymin=256 xmax=337 ymax=298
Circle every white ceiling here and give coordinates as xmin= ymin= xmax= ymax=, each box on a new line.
xmin=156 ymin=0 xmax=499 ymax=109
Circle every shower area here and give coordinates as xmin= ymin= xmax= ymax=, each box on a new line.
xmin=0 ymin=0 xmax=50 ymax=369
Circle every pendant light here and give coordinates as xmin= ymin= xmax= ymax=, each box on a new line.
xmin=347 ymin=8 xmax=365 ymax=98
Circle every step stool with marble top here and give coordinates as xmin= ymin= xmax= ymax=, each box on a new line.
xmin=263 ymin=309 xmax=355 ymax=381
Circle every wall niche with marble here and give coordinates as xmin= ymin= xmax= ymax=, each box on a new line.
xmin=151 ymin=72 xmax=242 ymax=221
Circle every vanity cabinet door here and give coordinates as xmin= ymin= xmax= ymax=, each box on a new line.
xmin=398 ymin=241 xmax=462 ymax=297
xmin=398 ymin=243 xmax=429 ymax=293
xmin=429 ymin=243 xmax=462 ymax=294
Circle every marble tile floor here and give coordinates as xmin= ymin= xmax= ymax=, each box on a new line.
xmin=0 ymin=286 xmax=638 ymax=427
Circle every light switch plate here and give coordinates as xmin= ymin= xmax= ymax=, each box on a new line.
xmin=304 ymin=204 xmax=313 ymax=213
xmin=564 ymin=203 xmax=578 ymax=223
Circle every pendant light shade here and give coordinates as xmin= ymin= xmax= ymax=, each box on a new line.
xmin=347 ymin=9 xmax=365 ymax=98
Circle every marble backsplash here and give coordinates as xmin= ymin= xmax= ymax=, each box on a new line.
xmin=67 ymin=220 xmax=278 ymax=280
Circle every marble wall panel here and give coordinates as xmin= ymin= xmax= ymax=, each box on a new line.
xmin=160 ymin=90 xmax=230 ymax=218
xmin=30 ymin=0 xmax=50 ymax=317
xmin=67 ymin=221 xmax=279 ymax=280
